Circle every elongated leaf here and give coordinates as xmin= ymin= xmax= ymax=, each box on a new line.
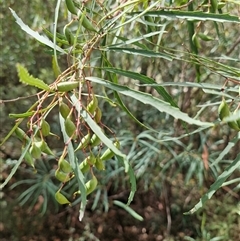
xmin=9 ymin=8 xmax=65 ymax=54
xmin=103 ymin=67 xmax=178 ymax=107
xmin=108 ymin=47 xmax=173 ymax=61
xmin=86 ymin=77 xmax=214 ymax=127
xmin=16 ymin=64 xmax=50 ymax=91
xmin=136 ymin=10 xmax=240 ymax=23
xmin=185 ymin=152 xmax=240 ymax=215
xmin=113 ymin=200 xmax=144 ymax=221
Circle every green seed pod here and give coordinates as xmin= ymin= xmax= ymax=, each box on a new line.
xmin=59 ymin=157 xmax=72 ymax=173
xmin=90 ymin=134 xmax=101 ymax=147
xmin=217 ymin=2 xmax=225 ymax=9
xmin=79 ymin=159 xmax=90 ymax=173
xmin=63 ymin=25 xmax=75 ymax=45
xmin=65 ymin=0 xmax=77 ymax=15
xmin=41 ymin=141 xmax=54 ymax=156
xmin=192 ymin=33 xmax=201 ymax=49
xmin=29 ymin=143 xmax=42 ymax=159
xmin=40 ymin=119 xmax=50 ymax=137
xmin=197 ymin=33 xmax=213 ymax=41
xmin=85 ymin=175 xmax=98 ymax=195
xmin=55 ymin=191 xmax=71 ymax=205
xmin=75 ymin=132 xmax=91 ymax=151
xmin=100 ymin=141 xmax=120 ymax=161
xmin=218 ymin=99 xmax=230 ymax=121
xmin=94 ymin=107 xmax=102 ymax=123
xmin=23 ymin=150 xmax=35 ymax=169
xmin=59 ymin=101 xmax=71 ymax=119
xmin=73 ymin=175 xmax=98 ymax=196
xmin=56 ymin=81 xmax=79 ymax=92
xmin=87 ymin=95 xmax=98 ymax=114
xmin=228 ymin=121 xmax=240 ymax=131
xmin=78 ymin=11 xmax=97 ymax=32
xmin=95 ymin=156 xmax=105 ymax=171
xmin=64 ymin=117 xmax=77 ymax=139
xmin=210 ymin=0 xmax=218 ymax=13
xmin=15 ymin=127 xmax=30 ymax=142
xmin=55 ymin=168 xmax=72 ymax=182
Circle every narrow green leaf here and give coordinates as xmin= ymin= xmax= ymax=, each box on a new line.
xmin=103 ymin=67 xmax=178 ymax=107
xmin=113 ymin=200 xmax=144 ymax=221
xmin=9 ymin=8 xmax=65 ymax=54
xmin=137 ymin=10 xmax=240 ymax=23
xmin=16 ymin=64 xmax=50 ymax=91
xmin=86 ymin=77 xmax=214 ymax=127
xmin=127 ymin=165 xmax=136 ymax=205
xmin=184 ymin=152 xmax=240 ymax=215
xmin=108 ymin=47 xmax=173 ymax=61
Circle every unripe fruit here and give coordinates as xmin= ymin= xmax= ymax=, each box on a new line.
xmin=79 ymin=159 xmax=90 ymax=173
xmin=78 ymin=11 xmax=97 ymax=32
xmin=55 ymin=168 xmax=72 ymax=182
xmin=63 ymin=25 xmax=75 ymax=45
xmin=90 ymin=134 xmax=101 ymax=147
xmin=86 ymin=176 xmax=98 ymax=195
xmin=218 ymin=99 xmax=230 ymax=120
xmin=74 ymin=175 xmax=98 ymax=196
xmin=23 ymin=150 xmax=35 ymax=169
xmin=64 ymin=117 xmax=77 ymax=139
xmin=40 ymin=119 xmax=50 ymax=137
xmin=228 ymin=121 xmax=240 ymax=131
xmin=100 ymin=141 xmax=120 ymax=161
xmin=55 ymin=191 xmax=70 ymax=205
xmin=29 ymin=143 xmax=42 ymax=159
xmin=59 ymin=101 xmax=71 ymax=119
xmin=87 ymin=95 xmax=98 ymax=114
xmin=75 ymin=132 xmax=91 ymax=151
xmin=56 ymin=81 xmax=79 ymax=92
xmin=94 ymin=107 xmax=102 ymax=123
xmin=65 ymin=0 xmax=77 ymax=15
xmin=95 ymin=156 xmax=105 ymax=170
xmin=59 ymin=157 xmax=72 ymax=173
xmin=15 ymin=127 xmax=29 ymax=142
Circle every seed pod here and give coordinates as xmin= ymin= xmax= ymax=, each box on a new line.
xmin=78 ymin=11 xmax=97 ymax=32
xmin=87 ymin=95 xmax=98 ymax=114
xmin=65 ymin=0 xmax=77 ymax=15
xmin=40 ymin=141 xmax=54 ymax=156
xmin=15 ymin=127 xmax=30 ymax=142
xmin=218 ymin=99 xmax=230 ymax=121
xmin=75 ymin=132 xmax=91 ymax=151
xmin=59 ymin=101 xmax=71 ymax=119
xmin=95 ymin=156 xmax=105 ymax=170
xmin=40 ymin=119 xmax=50 ymax=137
xmin=85 ymin=175 xmax=98 ymax=195
xmin=55 ymin=191 xmax=71 ymax=205
xmin=29 ymin=143 xmax=42 ymax=159
xmin=94 ymin=107 xmax=102 ymax=123
xmin=56 ymin=81 xmax=79 ymax=92
xmin=197 ymin=33 xmax=213 ymax=41
xmin=228 ymin=121 xmax=240 ymax=131
xmin=79 ymin=159 xmax=90 ymax=173
xmin=63 ymin=25 xmax=75 ymax=45
xmin=23 ymin=150 xmax=35 ymax=169
xmin=100 ymin=141 xmax=120 ymax=161
xmin=64 ymin=117 xmax=77 ymax=139
xmin=59 ymin=157 xmax=72 ymax=173
xmin=90 ymin=134 xmax=101 ymax=147
xmin=55 ymin=168 xmax=72 ymax=182
xmin=210 ymin=0 xmax=218 ymax=13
